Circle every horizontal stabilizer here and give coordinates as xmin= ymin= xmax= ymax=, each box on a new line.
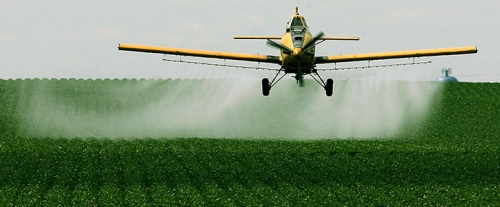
xmin=234 ymin=36 xmax=282 ymax=40
xmin=234 ymin=36 xmax=360 ymax=41
xmin=320 ymin=37 xmax=360 ymax=41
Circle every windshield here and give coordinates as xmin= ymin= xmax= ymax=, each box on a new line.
xmin=286 ymin=17 xmax=308 ymax=32
xmin=290 ymin=18 xmax=304 ymax=26
xmin=291 ymin=17 xmax=303 ymax=27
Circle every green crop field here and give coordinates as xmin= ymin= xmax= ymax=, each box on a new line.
xmin=1 ymin=79 xmax=499 ymax=206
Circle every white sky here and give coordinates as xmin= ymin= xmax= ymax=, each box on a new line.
xmin=1 ymin=0 xmax=499 ymax=82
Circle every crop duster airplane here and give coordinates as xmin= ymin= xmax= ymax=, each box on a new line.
xmin=118 ymin=6 xmax=477 ymax=96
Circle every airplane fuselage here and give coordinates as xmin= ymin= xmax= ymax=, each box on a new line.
xmin=281 ymin=32 xmax=315 ymax=73
xmin=280 ymin=13 xmax=315 ymax=75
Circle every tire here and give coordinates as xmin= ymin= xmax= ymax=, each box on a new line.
xmin=262 ymin=78 xmax=270 ymax=96
xmin=325 ymin=78 xmax=334 ymax=96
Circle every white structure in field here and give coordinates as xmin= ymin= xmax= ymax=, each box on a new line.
xmin=438 ymin=68 xmax=459 ymax=82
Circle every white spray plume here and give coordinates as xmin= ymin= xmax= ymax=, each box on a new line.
xmin=17 ymin=74 xmax=441 ymax=139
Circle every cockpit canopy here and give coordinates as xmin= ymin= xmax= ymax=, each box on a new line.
xmin=287 ymin=16 xmax=308 ymax=28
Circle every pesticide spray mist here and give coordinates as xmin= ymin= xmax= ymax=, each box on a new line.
xmin=16 ymin=76 xmax=441 ymax=139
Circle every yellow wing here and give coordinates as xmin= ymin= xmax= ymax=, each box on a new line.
xmin=315 ymin=46 xmax=477 ymax=64
xmin=118 ymin=43 xmax=281 ymax=64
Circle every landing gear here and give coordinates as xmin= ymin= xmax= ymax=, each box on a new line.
xmin=261 ymin=67 xmax=334 ymax=97
xmin=262 ymin=78 xmax=270 ymax=96
xmin=261 ymin=67 xmax=286 ymax=96
xmin=325 ymin=78 xmax=334 ymax=96
xmin=309 ymin=71 xmax=334 ymax=97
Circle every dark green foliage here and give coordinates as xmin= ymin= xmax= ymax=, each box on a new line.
xmin=403 ymin=82 xmax=500 ymax=143
xmin=1 ymin=138 xmax=499 ymax=206
xmin=0 ymin=79 xmax=499 ymax=205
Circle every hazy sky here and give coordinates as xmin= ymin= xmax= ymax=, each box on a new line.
xmin=1 ymin=1 xmax=499 ymax=82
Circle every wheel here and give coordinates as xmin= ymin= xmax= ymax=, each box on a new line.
xmin=262 ymin=78 xmax=270 ymax=96
xmin=325 ymin=78 xmax=334 ymax=96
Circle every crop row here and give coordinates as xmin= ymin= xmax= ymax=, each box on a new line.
xmin=1 ymin=137 xmax=499 ymax=205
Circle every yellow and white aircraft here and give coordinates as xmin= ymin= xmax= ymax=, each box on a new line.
xmin=118 ymin=6 xmax=477 ymax=96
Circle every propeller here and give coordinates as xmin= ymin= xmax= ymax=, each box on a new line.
xmin=302 ymin=31 xmax=324 ymax=52
xmin=266 ymin=39 xmax=293 ymax=54
xmin=266 ymin=32 xmax=325 ymax=55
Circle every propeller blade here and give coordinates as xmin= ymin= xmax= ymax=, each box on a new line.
xmin=302 ymin=31 xmax=325 ymax=52
xmin=267 ymin=39 xmax=293 ymax=54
